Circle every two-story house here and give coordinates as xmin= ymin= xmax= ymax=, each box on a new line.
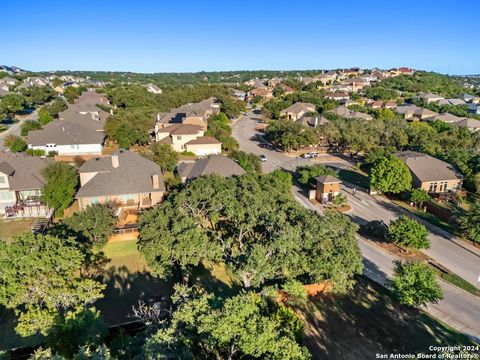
xmin=0 ymin=152 xmax=50 ymax=216
xmin=155 ymin=123 xmax=221 ymax=156
xmin=76 ymin=151 xmax=165 ymax=211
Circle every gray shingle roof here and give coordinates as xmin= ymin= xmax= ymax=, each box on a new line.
xmin=77 ymin=151 xmax=165 ymax=198
xmin=0 ymin=152 xmax=49 ymax=190
xmin=185 ymin=136 xmax=221 ymax=145
xmin=397 ymin=151 xmax=463 ymax=183
xmin=177 ymin=155 xmax=245 ymax=180
xmin=315 ymin=175 xmax=341 ymax=184
xmin=280 ymin=102 xmax=315 ymax=115
xmin=27 ymin=120 xmax=105 ymax=146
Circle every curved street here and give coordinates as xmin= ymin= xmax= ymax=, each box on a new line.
xmin=232 ymin=111 xmax=480 ymax=340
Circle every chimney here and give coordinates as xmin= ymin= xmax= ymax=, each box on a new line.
xmin=111 ymin=153 xmax=119 ymax=168
xmin=314 ymin=116 xmax=319 ymax=127
xmin=152 ymin=173 xmax=160 ymax=190
xmin=156 ymin=113 xmax=160 ymax=121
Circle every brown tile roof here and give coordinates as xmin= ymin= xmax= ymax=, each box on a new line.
xmin=185 ymin=136 xmax=221 ymax=145
xmin=157 ymin=124 xmax=204 ymax=135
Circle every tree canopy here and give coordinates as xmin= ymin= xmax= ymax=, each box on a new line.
xmin=42 ymin=162 xmax=79 ymax=213
xmin=387 ymin=215 xmax=430 ymax=249
xmin=138 ymin=173 xmax=362 ymax=291
xmin=61 ymin=204 xmax=117 ymax=247
xmin=148 ymin=143 xmax=179 ymax=172
xmin=0 ymin=234 xmax=105 ymax=337
xmin=369 ymin=155 xmax=412 ymax=193
xmin=229 ymin=150 xmax=261 ymax=173
xmin=142 ymin=285 xmax=309 ymax=360
xmin=3 ymin=134 xmax=27 ymax=152
xmin=457 ymin=199 xmax=480 ymax=244
xmin=388 ymin=261 xmax=443 ymax=307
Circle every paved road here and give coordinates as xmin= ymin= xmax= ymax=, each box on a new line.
xmin=232 ymin=111 xmax=480 ymax=340
xmin=0 ymin=110 xmax=38 ymax=151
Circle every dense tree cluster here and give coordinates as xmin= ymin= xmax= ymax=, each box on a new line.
xmin=206 ymin=112 xmax=238 ymax=152
xmin=138 ymin=173 xmax=362 ymax=290
xmin=143 ymin=285 xmax=309 ymax=360
xmin=367 ymin=72 xmax=465 ymax=98
xmin=0 ymin=234 xmax=105 ymax=344
xmin=104 ymin=84 xmax=245 ymax=148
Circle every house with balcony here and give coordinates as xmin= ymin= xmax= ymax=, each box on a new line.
xmin=76 ymin=151 xmax=165 ymax=211
xmin=0 ymin=152 xmax=51 ymax=217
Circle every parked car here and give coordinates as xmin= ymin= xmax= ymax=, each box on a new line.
xmin=258 ymin=143 xmax=267 ymax=148
xmin=302 ymin=152 xmax=320 ymax=159
xmin=260 ymin=155 xmax=267 ymax=162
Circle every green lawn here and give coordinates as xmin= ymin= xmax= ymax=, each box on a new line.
xmin=102 ymin=239 xmax=149 ymax=273
xmin=337 ymin=169 xmax=370 ymax=189
xmin=0 ymin=219 xmax=33 ymax=243
xmin=96 ymin=240 xmax=172 ymax=325
xmin=298 ymin=276 xmax=477 ymax=359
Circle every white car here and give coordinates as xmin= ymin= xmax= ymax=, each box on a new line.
xmin=259 ymin=155 xmax=267 ymax=162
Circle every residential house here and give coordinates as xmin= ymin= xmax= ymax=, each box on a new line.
xmin=315 ymin=175 xmax=341 ymax=203
xmin=0 ymin=152 xmax=50 ymax=216
xmin=155 ymin=123 xmax=221 ymax=155
xmin=417 ymin=93 xmax=445 ymax=104
xmin=58 ymin=90 xmax=111 ymax=132
xmin=384 ymin=101 xmax=397 ymax=109
xmin=0 ymin=86 xmax=9 ymax=97
xmin=296 ymin=115 xmax=329 ymax=128
xmin=328 ymin=106 xmax=373 ymax=120
xmin=437 ymin=98 xmax=466 ymax=106
xmin=267 ymin=77 xmax=283 ymax=89
xmin=27 ymin=121 xmax=105 ymax=156
xmin=299 ymin=76 xmax=315 ymax=85
xmin=397 ymin=151 xmax=462 ymax=193
xmin=177 ymin=155 xmax=245 ymax=182
xmin=280 ymin=102 xmax=316 ymax=121
xmin=18 ymin=77 xmax=49 ymax=89
xmin=277 ymin=83 xmax=294 ymax=95
xmin=325 ymin=93 xmax=350 ymax=101
xmin=433 ymin=113 xmax=480 ymax=132
xmin=460 ymin=93 xmax=475 ymax=103
xmin=467 ymin=104 xmax=480 ymax=115
xmin=232 ymin=89 xmax=246 ymax=101
xmin=366 ymin=100 xmax=383 ymax=109
xmin=145 ymin=83 xmax=162 ymax=94
xmin=76 ymin=151 xmax=165 ymax=211
xmin=247 ymin=87 xmax=273 ymax=101
xmin=0 ymin=77 xmax=17 ymax=86
xmin=397 ymin=105 xmax=438 ymax=121
xmin=155 ymin=97 xmax=221 ymax=130
xmin=250 ymin=78 xmax=267 ymax=89
xmin=315 ymin=71 xmax=337 ymax=85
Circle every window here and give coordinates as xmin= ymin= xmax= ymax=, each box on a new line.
xmin=0 ymin=191 xmax=13 ymax=201
xmin=177 ymin=136 xmax=182 ymax=140
xmin=0 ymin=176 xmax=5 ymax=184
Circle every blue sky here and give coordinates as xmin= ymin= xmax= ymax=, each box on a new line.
xmin=1 ymin=0 xmax=479 ymax=74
